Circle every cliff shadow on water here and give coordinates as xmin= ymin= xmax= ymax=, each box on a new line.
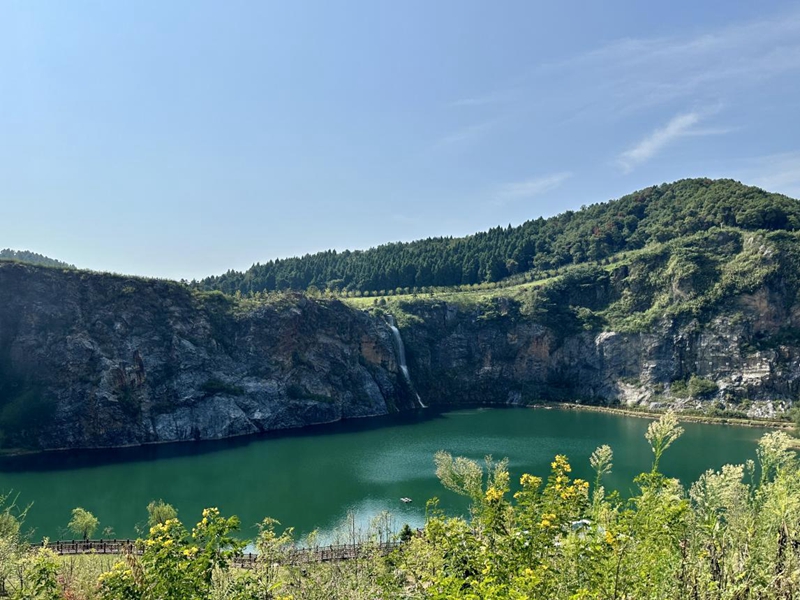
xmin=0 ymin=407 xmax=446 ymax=473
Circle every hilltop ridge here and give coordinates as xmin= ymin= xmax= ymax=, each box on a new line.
xmin=198 ymin=178 xmax=799 ymax=296
xmin=0 ymin=248 xmax=74 ymax=270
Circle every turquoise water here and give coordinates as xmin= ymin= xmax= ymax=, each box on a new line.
xmin=0 ymin=408 xmax=772 ymax=541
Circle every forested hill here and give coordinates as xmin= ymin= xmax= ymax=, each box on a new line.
xmin=198 ymin=179 xmax=800 ymax=296
xmin=0 ymin=249 xmax=74 ymax=269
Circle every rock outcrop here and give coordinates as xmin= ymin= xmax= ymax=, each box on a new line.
xmin=0 ymin=261 xmax=798 ymax=451
xmin=400 ymin=294 xmax=800 ymax=417
xmin=0 ymin=263 xmax=417 ymax=450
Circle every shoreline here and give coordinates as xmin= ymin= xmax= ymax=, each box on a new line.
xmin=542 ymin=402 xmax=800 ymax=446
xmin=2 ymin=401 xmax=797 ymax=458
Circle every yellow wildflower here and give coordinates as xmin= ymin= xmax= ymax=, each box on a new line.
xmin=484 ymin=486 xmax=504 ymax=503
xmin=551 ymin=455 xmax=572 ymax=472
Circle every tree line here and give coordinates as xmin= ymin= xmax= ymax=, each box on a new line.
xmin=197 ymin=179 xmax=800 ymax=296
xmin=0 ymin=249 xmax=74 ymax=270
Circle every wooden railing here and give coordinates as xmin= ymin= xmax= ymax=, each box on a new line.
xmin=41 ymin=539 xmax=137 ymax=556
xmin=38 ymin=539 xmax=402 ymax=566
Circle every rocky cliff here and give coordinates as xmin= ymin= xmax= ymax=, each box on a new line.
xmin=0 ymin=263 xmax=418 ymax=451
xmin=400 ymin=294 xmax=800 ymax=419
xmin=1 ymin=251 xmax=799 ymax=451
xmin=396 ymin=227 xmax=800 ymax=419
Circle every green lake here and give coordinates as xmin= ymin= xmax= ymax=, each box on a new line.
xmin=0 ymin=407 xmax=774 ymax=542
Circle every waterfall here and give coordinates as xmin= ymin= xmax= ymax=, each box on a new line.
xmin=386 ymin=315 xmax=426 ymax=408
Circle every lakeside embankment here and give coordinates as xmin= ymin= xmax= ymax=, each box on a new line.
xmin=546 ymin=401 xmax=792 ymax=428
xmin=545 ymin=402 xmax=800 ymax=448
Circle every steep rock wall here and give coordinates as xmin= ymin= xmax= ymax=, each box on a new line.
xmin=0 ymin=264 xmax=417 ymax=450
xmin=1 ymin=262 xmax=799 ymax=451
xmin=400 ymin=295 xmax=800 ymax=416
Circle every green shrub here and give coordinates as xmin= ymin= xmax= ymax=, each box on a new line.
xmin=670 ymin=379 xmax=689 ymax=398
xmin=687 ymin=375 xmax=718 ymax=398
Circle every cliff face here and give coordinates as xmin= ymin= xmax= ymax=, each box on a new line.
xmin=401 ymin=289 xmax=800 ymax=418
xmin=0 ymin=263 xmax=417 ymax=451
xmin=1 ymin=261 xmax=799 ymax=451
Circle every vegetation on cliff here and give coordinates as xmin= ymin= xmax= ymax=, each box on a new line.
xmin=2 ymin=414 xmax=799 ymax=599
xmin=369 ymin=226 xmax=800 ymax=336
xmin=0 ymin=249 xmax=74 ymax=270
xmin=198 ymin=179 xmax=800 ymax=297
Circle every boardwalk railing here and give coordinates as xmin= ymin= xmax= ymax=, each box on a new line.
xmin=41 ymin=539 xmax=138 ymax=556
xmin=38 ymin=539 xmax=402 ymax=566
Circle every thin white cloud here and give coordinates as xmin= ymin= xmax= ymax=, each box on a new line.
xmin=683 ymin=126 xmax=738 ymax=137
xmin=535 ymin=9 xmax=800 ymax=116
xmin=495 ymin=172 xmax=572 ymax=204
xmin=550 ymin=10 xmax=800 ymax=76
xmin=438 ymin=9 xmax=800 ymax=131
xmin=426 ymin=9 xmax=800 ymax=175
xmin=617 ymin=111 xmax=729 ymax=172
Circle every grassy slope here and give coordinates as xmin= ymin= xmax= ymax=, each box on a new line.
xmin=344 ymin=227 xmax=800 ymax=335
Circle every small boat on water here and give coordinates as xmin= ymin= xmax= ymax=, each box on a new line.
xmin=400 ymin=497 xmax=412 ymax=503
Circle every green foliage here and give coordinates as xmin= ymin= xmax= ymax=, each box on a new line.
xmin=197 ymin=179 xmax=800 ymax=296
xmin=348 ymin=225 xmax=800 ymax=341
xmin=791 ymin=406 xmax=800 ymax=436
xmin=433 ymin=450 xmax=486 ymax=502
xmin=589 ymin=444 xmax=613 ymax=503
xmin=671 ymin=378 xmax=689 ymax=398
xmin=0 ymin=492 xmax=30 ymax=596
xmin=146 ymin=499 xmax=178 ymax=527
xmin=687 ymin=375 xmax=719 ymax=398
xmin=670 ymin=376 xmax=719 ymax=399
xmin=0 ymin=249 xmax=75 ymax=269
xmin=68 ymin=507 xmax=99 ymax=541
xmin=98 ymin=508 xmax=245 ymax=600
xmin=525 ymin=264 xmax=610 ymax=334
xmin=644 ymin=410 xmax=684 ymax=470
xmin=243 ymin=517 xmax=295 ymax=598
xmin=12 ymin=547 xmax=61 ymax=600
xmin=399 ymin=523 xmax=414 ymax=542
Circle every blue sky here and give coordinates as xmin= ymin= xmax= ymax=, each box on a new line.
xmin=2 ymin=1 xmax=800 ymax=280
